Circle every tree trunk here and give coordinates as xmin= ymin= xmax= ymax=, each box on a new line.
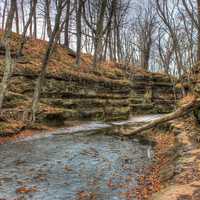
xmin=21 ymin=0 xmax=25 ymax=31
xmin=141 ymin=49 xmax=150 ymax=71
xmin=109 ymin=31 xmax=113 ymax=60
xmin=17 ymin=0 xmax=37 ymax=56
xmin=103 ymin=29 xmax=110 ymax=61
xmin=197 ymin=0 xmax=200 ymax=61
xmin=15 ymin=0 xmax=19 ymax=34
xmin=113 ymin=28 xmax=117 ymax=62
xmin=33 ymin=3 xmax=37 ymax=39
xmin=45 ymin=0 xmax=52 ymax=39
xmin=174 ymin=45 xmax=186 ymax=96
xmin=0 ymin=0 xmax=16 ymax=109
xmin=93 ymin=0 xmax=107 ymax=67
xmin=122 ymin=97 xmax=197 ymax=136
xmin=30 ymin=0 xmax=63 ymax=123
xmin=116 ymin=25 xmax=122 ymax=62
xmin=64 ymin=0 xmax=70 ymax=48
xmin=76 ymin=0 xmax=83 ymax=66
xmin=41 ymin=17 xmax=47 ymax=40
xmin=2 ymin=0 xmax=8 ymax=30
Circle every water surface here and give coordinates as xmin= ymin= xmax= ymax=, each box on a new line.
xmin=0 ymin=115 xmax=160 ymax=200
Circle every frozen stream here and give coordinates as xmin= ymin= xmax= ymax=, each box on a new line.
xmin=0 ymin=115 xmax=163 ymax=200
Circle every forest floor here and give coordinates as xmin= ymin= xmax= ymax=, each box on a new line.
xmin=134 ymin=115 xmax=200 ymax=200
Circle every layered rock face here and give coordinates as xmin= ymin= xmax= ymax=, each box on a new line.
xmin=190 ymin=62 xmax=200 ymax=122
xmin=0 ymin=33 xmax=177 ymax=125
xmin=1 ymin=67 xmax=177 ymax=126
xmin=129 ymin=69 xmax=177 ymax=114
xmin=2 ymin=71 xmax=131 ymax=125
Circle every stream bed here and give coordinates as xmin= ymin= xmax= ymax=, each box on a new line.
xmin=0 ymin=115 xmax=162 ymax=200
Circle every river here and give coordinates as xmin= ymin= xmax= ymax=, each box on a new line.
xmin=0 ymin=115 xmax=162 ymax=200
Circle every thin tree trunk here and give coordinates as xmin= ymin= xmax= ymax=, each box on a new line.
xmin=15 ymin=0 xmax=19 ymax=34
xmin=45 ymin=0 xmax=52 ymax=39
xmin=197 ymin=0 xmax=200 ymax=61
xmin=109 ymin=31 xmax=113 ymax=60
xmin=41 ymin=18 xmax=47 ymax=40
xmin=29 ymin=20 xmax=32 ymax=36
xmin=174 ymin=46 xmax=186 ymax=96
xmin=103 ymin=29 xmax=110 ymax=61
xmin=64 ymin=0 xmax=70 ymax=48
xmin=0 ymin=0 xmax=16 ymax=109
xmin=93 ymin=0 xmax=107 ymax=67
xmin=76 ymin=0 xmax=83 ymax=66
xmin=17 ymin=0 xmax=37 ymax=56
xmin=21 ymin=0 xmax=25 ymax=31
xmin=113 ymin=28 xmax=117 ymax=61
xmin=33 ymin=4 xmax=37 ymax=39
xmin=141 ymin=49 xmax=150 ymax=71
xmin=116 ymin=25 xmax=122 ymax=62
xmin=2 ymin=0 xmax=8 ymax=30
xmin=29 ymin=0 xmax=33 ymax=37
xmin=30 ymin=0 xmax=64 ymax=123
xmin=0 ymin=47 xmax=15 ymax=109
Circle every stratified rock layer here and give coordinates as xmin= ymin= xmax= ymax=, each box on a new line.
xmin=0 ymin=65 xmax=177 ymax=125
xmin=129 ymin=69 xmax=177 ymax=114
xmin=0 ymin=32 xmax=178 ymax=126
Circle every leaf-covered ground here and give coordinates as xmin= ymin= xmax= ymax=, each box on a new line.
xmin=132 ymin=115 xmax=200 ymax=200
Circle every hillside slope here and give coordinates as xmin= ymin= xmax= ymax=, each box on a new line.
xmin=0 ymin=32 xmax=177 ymax=135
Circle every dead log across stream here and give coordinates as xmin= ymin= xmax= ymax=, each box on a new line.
xmin=122 ymin=97 xmax=198 ymax=136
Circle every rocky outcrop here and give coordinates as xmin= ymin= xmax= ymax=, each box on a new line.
xmin=150 ymin=117 xmax=200 ymax=200
xmin=0 ymin=65 xmax=178 ymax=126
xmin=186 ymin=62 xmax=200 ymax=122
xmin=0 ymin=33 xmax=178 ymax=126
xmin=1 ymin=72 xmax=131 ymax=125
xmin=129 ymin=69 xmax=177 ymax=114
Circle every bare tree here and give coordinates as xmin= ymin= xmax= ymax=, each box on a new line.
xmin=76 ymin=0 xmax=84 ymax=66
xmin=83 ymin=0 xmax=117 ymax=67
xmin=18 ymin=0 xmax=38 ymax=56
xmin=45 ymin=0 xmax=52 ymax=38
xmin=2 ymin=0 xmax=8 ymax=30
xmin=182 ymin=0 xmax=200 ymax=61
xmin=30 ymin=0 xmax=67 ymax=122
xmin=156 ymin=0 xmax=186 ymax=96
xmin=0 ymin=0 xmax=16 ymax=109
xmin=157 ymin=28 xmax=174 ymax=74
xmin=136 ymin=3 xmax=157 ymax=70
xmin=64 ymin=0 xmax=71 ymax=48
xmin=14 ymin=0 xmax=20 ymax=34
xmin=20 ymin=0 xmax=25 ymax=30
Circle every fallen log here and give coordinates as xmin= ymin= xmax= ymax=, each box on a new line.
xmin=122 ymin=97 xmax=198 ymax=136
